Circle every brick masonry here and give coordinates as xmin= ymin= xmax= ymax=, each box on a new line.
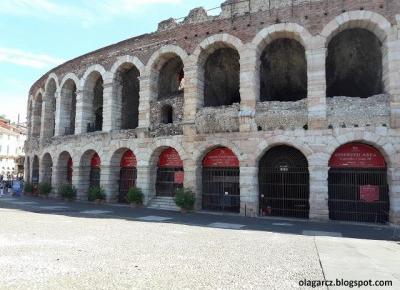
xmin=25 ymin=0 xmax=400 ymax=224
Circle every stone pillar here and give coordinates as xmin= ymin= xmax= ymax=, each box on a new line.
xmin=24 ymin=156 xmax=30 ymax=183
xmin=102 ymin=78 xmax=114 ymax=132
xmin=240 ymin=166 xmax=258 ymax=217
xmin=74 ymin=165 xmax=89 ymax=201
xmin=239 ymin=44 xmax=258 ymax=133
xmin=100 ymin=165 xmax=116 ymax=202
xmin=388 ymin=167 xmax=400 ymax=224
xmin=309 ymin=165 xmax=329 ymax=221
xmin=136 ymin=165 xmax=153 ymax=205
xmin=75 ymin=89 xmax=89 ymax=134
xmin=307 ymin=46 xmax=327 ymax=130
xmin=31 ymin=100 xmax=42 ymax=138
xmin=182 ymin=59 xmax=200 ymax=137
xmin=54 ymin=91 xmax=63 ymax=136
xmin=183 ymin=158 xmax=200 ymax=209
xmin=137 ymin=74 xmax=151 ymax=134
xmin=384 ymin=24 xmax=400 ymax=128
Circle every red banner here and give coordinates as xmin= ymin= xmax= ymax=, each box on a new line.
xmin=67 ymin=157 xmax=73 ymax=169
xmin=90 ymin=153 xmax=101 ymax=168
xmin=360 ymin=185 xmax=380 ymax=202
xmin=203 ymin=147 xmax=239 ymax=168
xmin=174 ymin=171 xmax=184 ymax=184
xmin=120 ymin=150 xmax=137 ymax=168
xmin=329 ymin=143 xmax=386 ymax=168
xmin=158 ymin=147 xmax=183 ymax=168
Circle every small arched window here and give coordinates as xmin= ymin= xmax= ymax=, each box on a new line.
xmin=161 ymin=105 xmax=173 ymax=124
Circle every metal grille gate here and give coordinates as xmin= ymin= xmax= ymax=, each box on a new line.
xmin=259 ymin=167 xmax=309 ymax=218
xmin=156 ymin=167 xmax=183 ymax=197
xmin=119 ymin=168 xmax=137 ymax=203
xmin=89 ymin=168 xmax=101 ymax=189
xmin=202 ymin=167 xmax=240 ymax=213
xmin=259 ymin=146 xmax=310 ymax=219
xmin=328 ymin=168 xmax=389 ymax=223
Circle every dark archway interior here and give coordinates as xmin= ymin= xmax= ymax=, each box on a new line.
xmin=260 ymin=38 xmax=307 ymax=102
xmin=204 ymin=48 xmax=240 ymax=107
xmin=161 ymin=105 xmax=173 ymax=124
xmin=121 ymin=66 xmax=140 ymax=129
xmin=259 ymin=145 xmax=309 ymax=219
xmin=93 ymin=78 xmax=103 ymax=131
xmin=326 ymin=28 xmax=383 ymax=98
xmin=158 ymin=56 xmax=184 ymax=99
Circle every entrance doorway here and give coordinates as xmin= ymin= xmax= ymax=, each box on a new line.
xmin=259 ymin=146 xmax=310 ymax=219
xmin=89 ymin=153 xmax=101 ymax=189
xmin=119 ymin=150 xmax=137 ymax=203
xmin=328 ymin=143 xmax=389 ymax=223
xmin=155 ymin=148 xmax=184 ymax=197
xmin=202 ymin=147 xmax=240 ymax=213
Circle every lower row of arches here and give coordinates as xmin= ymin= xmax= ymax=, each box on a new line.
xmin=28 ymin=143 xmax=390 ymax=224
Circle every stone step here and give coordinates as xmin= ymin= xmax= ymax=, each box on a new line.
xmin=147 ymin=196 xmax=180 ymax=212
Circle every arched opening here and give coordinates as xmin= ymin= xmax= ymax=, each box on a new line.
xmin=57 ymin=152 xmax=73 ymax=185
xmin=79 ymin=150 xmax=101 ymax=196
xmin=202 ymin=147 xmax=240 ymax=213
xmin=84 ymin=72 xmax=103 ymax=132
xmin=326 ymin=28 xmax=383 ymax=98
xmin=41 ymin=153 xmax=53 ymax=185
xmin=60 ymin=79 xmax=77 ymax=135
xmin=161 ymin=105 xmax=173 ymax=124
xmin=156 ymin=147 xmax=184 ymax=197
xmin=31 ymin=94 xmax=43 ymax=137
xmin=204 ymin=47 xmax=240 ymax=107
xmin=114 ymin=64 xmax=140 ymax=130
xmin=118 ymin=150 xmax=137 ymax=203
xmin=328 ymin=143 xmax=389 ymax=223
xmin=43 ymin=79 xmax=57 ymax=138
xmin=260 ymin=38 xmax=307 ymax=101
xmin=158 ymin=56 xmax=184 ymax=99
xmin=32 ymin=156 xmax=40 ymax=192
xmin=259 ymin=146 xmax=309 ymax=219
xmin=89 ymin=153 xmax=101 ymax=189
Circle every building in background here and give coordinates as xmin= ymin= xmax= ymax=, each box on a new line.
xmin=0 ymin=117 xmax=26 ymax=179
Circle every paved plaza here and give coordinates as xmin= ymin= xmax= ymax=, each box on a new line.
xmin=0 ymin=196 xmax=399 ymax=289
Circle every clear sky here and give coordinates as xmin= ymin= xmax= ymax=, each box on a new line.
xmin=0 ymin=0 xmax=220 ymax=123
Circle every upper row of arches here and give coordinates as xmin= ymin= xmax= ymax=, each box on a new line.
xmin=28 ymin=11 xmax=394 ymax=138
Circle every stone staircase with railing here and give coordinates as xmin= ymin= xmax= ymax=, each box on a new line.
xmin=147 ymin=196 xmax=180 ymax=212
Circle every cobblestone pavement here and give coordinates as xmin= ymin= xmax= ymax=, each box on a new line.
xmin=0 ymin=196 xmax=399 ymax=289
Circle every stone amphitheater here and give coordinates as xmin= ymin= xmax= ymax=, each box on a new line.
xmin=25 ymin=0 xmax=400 ymax=225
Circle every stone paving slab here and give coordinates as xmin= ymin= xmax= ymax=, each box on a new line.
xmin=138 ymin=215 xmax=172 ymax=222
xmin=209 ymin=222 xmax=246 ymax=229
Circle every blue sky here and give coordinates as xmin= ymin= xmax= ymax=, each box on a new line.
xmin=0 ymin=0 xmax=220 ymax=123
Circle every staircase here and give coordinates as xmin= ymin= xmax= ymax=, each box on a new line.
xmin=147 ymin=196 xmax=180 ymax=212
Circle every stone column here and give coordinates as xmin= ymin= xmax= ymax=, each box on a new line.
xmin=308 ymin=165 xmax=329 ymax=221
xmin=136 ymin=165 xmax=153 ymax=205
xmin=100 ymin=165 xmax=116 ymax=202
xmin=388 ymin=167 xmax=400 ymax=224
xmin=24 ymin=156 xmax=30 ymax=183
xmin=183 ymin=158 xmax=200 ymax=209
xmin=102 ymin=78 xmax=114 ymax=132
xmin=239 ymin=43 xmax=258 ymax=133
xmin=137 ymin=74 xmax=151 ymax=136
xmin=240 ymin=165 xmax=258 ymax=217
xmin=182 ymin=59 xmax=200 ymax=137
xmin=75 ymin=89 xmax=89 ymax=134
xmin=74 ymin=165 xmax=88 ymax=201
xmin=54 ymin=91 xmax=63 ymax=136
xmin=307 ymin=46 xmax=327 ymax=130
xmin=384 ymin=24 xmax=400 ymax=128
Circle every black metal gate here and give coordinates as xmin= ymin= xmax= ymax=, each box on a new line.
xmin=119 ymin=167 xmax=137 ymax=203
xmin=328 ymin=168 xmax=389 ymax=223
xmin=89 ymin=167 xmax=101 ymax=189
xmin=259 ymin=146 xmax=310 ymax=219
xmin=156 ymin=167 xmax=183 ymax=197
xmin=202 ymin=167 xmax=240 ymax=213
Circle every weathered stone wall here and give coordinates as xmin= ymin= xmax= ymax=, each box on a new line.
xmin=327 ymin=94 xmax=390 ymax=128
xmin=150 ymin=94 xmax=184 ymax=136
xmin=255 ymin=99 xmax=308 ymax=130
xmin=195 ymin=103 xmax=240 ymax=134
